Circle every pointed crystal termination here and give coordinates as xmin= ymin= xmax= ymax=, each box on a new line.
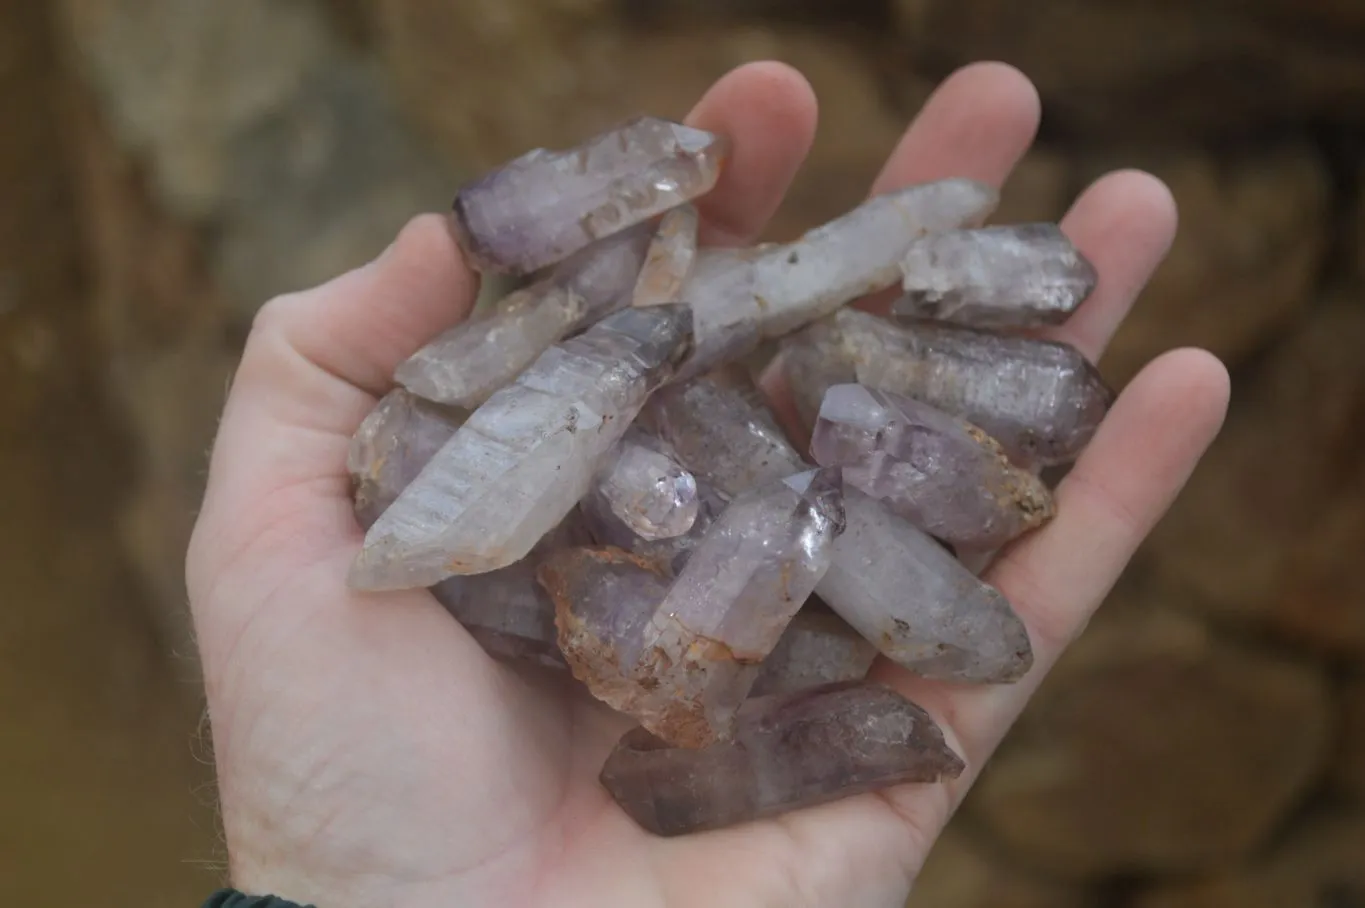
xmin=588 ymin=427 xmax=699 ymax=542
xmin=347 ymin=389 xmax=466 ymax=528
xmin=893 ymin=223 xmax=1098 ymax=328
xmin=786 ymin=308 xmax=1115 ymax=467
xmin=577 ymin=472 xmax=726 ymax=577
xmin=633 ymin=204 xmax=698 ymax=308
xmin=812 ymin=383 xmax=1055 ymax=549
xmin=674 ymin=179 xmax=999 ymax=379
xmin=641 ymin=366 xmax=1032 ymax=683
xmin=542 ymin=468 xmax=846 ymax=748
xmin=429 ymin=517 xmax=589 ymax=672
xmin=600 ymin=681 xmax=965 ymax=836
xmin=750 ymin=604 xmax=879 ymax=697
xmin=822 ymin=490 xmax=1033 ymax=682
xmin=642 ymin=364 xmax=808 ymax=498
xmin=395 ymin=225 xmax=652 ymax=409
xmin=349 ymin=304 xmax=694 ymax=590
xmin=450 ymin=116 xmax=729 ymax=276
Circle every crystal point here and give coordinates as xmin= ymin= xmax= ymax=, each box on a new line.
xmin=451 ymin=117 xmax=728 ymax=275
xmin=347 ymin=389 xmax=465 ymax=528
xmin=787 ymin=308 xmax=1114 ymax=467
xmin=395 ymin=225 xmax=651 ymax=408
xmin=812 ymin=383 xmax=1054 ymax=548
xmin=349 ymin=304 xmax=692 ymax=589
xmin=600 ymin=681 xmax=965 ymax=836
xmin=590 ymin=427 xmax=699 ymax=541
xmin=894 ymin=223 xmax=1098 ymax=328
xmin=543 ymin=469 xmax=844 ymax=748
xmin=633 ymin=204 xmax=698 ymax=308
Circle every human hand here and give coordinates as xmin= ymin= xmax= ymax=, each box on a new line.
xmin=186 ymin=61 xmax=1230 ymax=908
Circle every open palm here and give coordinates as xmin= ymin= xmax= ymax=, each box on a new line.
xmin=186 ymin=62 xmax=1230 ymax=908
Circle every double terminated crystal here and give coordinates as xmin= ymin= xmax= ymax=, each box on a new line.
xmin=344 ymin=112 xmax=1124 ymax=839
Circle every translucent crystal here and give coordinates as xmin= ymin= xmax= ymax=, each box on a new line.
xmin=893 ymin=223 xmax=1098 ymax=328
xmin=675 ymin=179 xmax=999 ymax=378
xmin=750 ymin=604 xmax=879 ymax=697
xmin=589 ymin=427 xmax=699 ymax=541
xmin=577 ymin=472 xmax=726 ymax=577
xmin=349 ymin=304 xmax=693 ymax=589
xmin=785 ymin=308 xmax=1114 ymax=467
xmin=811 ymin=383 xmax=1054 ymax=548
xmin=599 ymin=681 xmax=965 ymax=836
xmin=395 ymin=225 xmax=652 ymax=408
xmin=632 ymin=204 xmax=698 ymax=308
xmin=541 ymin=468 xmax=846 ymax=748
xmin=451 ymin=116 xmax=728 ymax=275
xmin=346 ymin=389 xmax=465 ymax=528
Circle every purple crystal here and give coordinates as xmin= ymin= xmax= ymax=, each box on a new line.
xmin=633 ymin=204 xmax=698 ymax=308
xmin=346 ymin=389 xmax=466 ymax=529
xmin=589 ymin=427 xmax=699 ymax=542
xmin=811 ymin=383 xmax=1054 ymax=548
xmin=349 ymin=304 xmax=693 ymax=589
xmin=750 ymin=604 xmax=879 ymax=697
xmin=577 ymin=472 xmax=726 ymax=577
xmin=599 ymin=681 xmax=965 ymax=836
xmin=432 ymin=561 xmax=566 ymax=671
xmin=541 ymin=468 xmax=845 ymax=748
xmin=395 ymin=225 xmax=652 ymax=408
xmin=785 ymin=308 xmax=1114 ymax=467
xmin=893 ymin=223 xmax=1097 ymax=328
xmin=451 ymin=116 xmax=728 ymax=276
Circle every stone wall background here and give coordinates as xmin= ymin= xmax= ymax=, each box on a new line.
xmin=2 ymin=1 xmax=1361 ymax=904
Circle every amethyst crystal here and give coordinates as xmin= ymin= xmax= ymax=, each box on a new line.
xmin=811 ymin=383 xmax=1054 ymax=549
xmin=750 ymin=604 xmax=879 ymax=697
xmin=349 ymin=304 xmax=693 ymax=589
xmin=893 ymin=223 xmax=1097 ymax=328
xmin=451 ymin=116 xmax=728 ymax=276
xmin=541 ymin=468 xmax=845 ymax=748
xmin=633 ymin=204 xmax=698 ymax=308
xmin=600 ymin=681 xmax=965 ymax=836
xmin=588 ymin=427 xmax=699 ymax=542
xmin=347 ymin=388 xmax=465 ymax=528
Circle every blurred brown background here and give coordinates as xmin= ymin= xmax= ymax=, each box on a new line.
xmin=2 ymin=0 xmax=1363 ymax=905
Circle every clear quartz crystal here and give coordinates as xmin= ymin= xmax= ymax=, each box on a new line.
xmin=785 ymin=307 xmax=1114 ymax=467
xmin=893 ymin=223 xmax=1098 ymax=328
xmin=633 ymin=204 xmax=699 ymax=308
xmin=811 ymin=383 xmax=1054 ymax=548
xmin=541 ymin=468 xmax=846 ymax=748
xmin=674 ymin=179 xmax=999 ymax=378
xmin=577 ymin=472 xmax=726 ymax=577
xmin=451 ymin=116 xmax=728 ymax=276
xmin=347 ymin=389 xmax=465 ymax=528
xmin=590 ymin=427 xmax=699 ymax=541
xmin=395 ymin=225 xmax=652 ymax=408
xmin=599 ymin=681 xmax=965 ymax=836
xmin=349 ymin=304 xmax=693 ymax=590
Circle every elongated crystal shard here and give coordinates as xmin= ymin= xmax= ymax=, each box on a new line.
xmin=600 ymin=681 xmax=965 ymax=836
xmin=785 ymin=308 xmax=1114 ymax=467
xmin=675 ymin=179 xmax=999 ymax=378
xmin=812 ymin=383 xmax=1054 ymax=548
xmin=542 ymin=468 xmax=845 ymax=748
xmin=349 ymin=304 xmax=693 ymax=589
xmin=633 ymin=204 xmax=698 ymax=307
xmin=589 ymin=427 xmax=699 ymax=541
xmin=432 ymin=560 xmax=566 ymax=671
xmin=893 ymin=223 xmax=1098 ymax=328
xmin=451 ymin=116 xmax=728 ymax=275
xmin=347 ymin=389 xmax=466 ymax=528
xmin=646 ymin=367 xmax=1033 ymax=682
xmin=825 ymin=490 xmax=1033 ymax=682
xmin=395 ymin=225 xmax=652 ymax=408
xmin=750 ymin=605 xmax=879 ymax=697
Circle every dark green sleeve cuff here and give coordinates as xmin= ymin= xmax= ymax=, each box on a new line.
xmin=203 ymin=889 xmax=316 ymax=908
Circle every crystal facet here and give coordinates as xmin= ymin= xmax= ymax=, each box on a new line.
xmin=542 ymin=468 xmax=845 ymax=747
xmin=675 ymin=179 xmax=999 ymax=378
xmin=346 ymin=389 xmax=466 ymax=528
xmin=599 ymin=681 xmax=965 ymax=836
xmin=451 ymin=117 xmax=728 ymax=276
xmin=589 ymin=427 xmax=699 ymax=541
xmin=395 ymin=225 xmax=652 ymax=408
xmin=750 ymin=604 xmax=879 ymax=697
xmin=893 ymin=223 xmax=1098 ymax=328
xmin=349 ymin=304 xmax=693 ymax=589
xmin=812 ymin=383 xmax=1054 ymax=548
xmin=577 ymin=472 xmax=726 ymax=576
xmin=633 ymin=204 xmax=699 ymax=308
xmin=786 ymin=308 xmax=1114 ymax=466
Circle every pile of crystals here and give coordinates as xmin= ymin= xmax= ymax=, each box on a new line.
xmin=345 ymin=116 xmax=1112 ymax=837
